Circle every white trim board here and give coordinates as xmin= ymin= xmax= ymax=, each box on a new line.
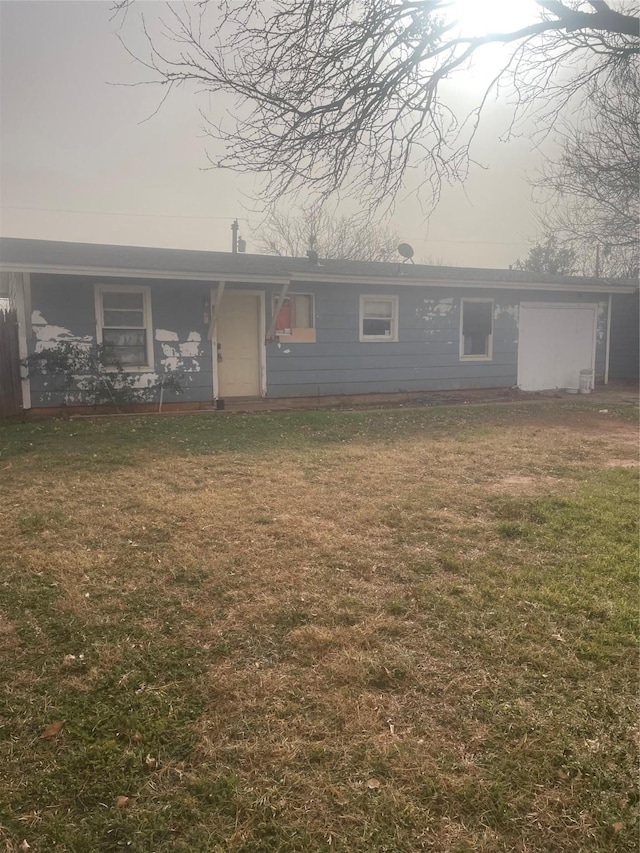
xmin=0 ymin=261 xmax=633 ymax=294
xmin=14 ymin=272 xmax=31 ymax=410
xmin=0 ymin=262 xmax=289 ymax=286
xmin=604 ymin=294 xmax=612 ymax=385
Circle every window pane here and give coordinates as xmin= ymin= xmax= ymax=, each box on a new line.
xmin=103 ymin=309 xmax=144 ymax=327
xmin=103 ymin=329 xmax=147 ymax=365
xmin=292 ymin=294 xmax=313 ymax=328
xmin=464 ymin=333 xmax=489 ymax=356
xmin=462 ymin=302 xmax=492 ymax=356
xmin=103 ymin=346 xmax=147 ymax=366
xmin=462 ymin=302 xmax=492 ymax=335
xmin=102 ymin=291 xmax=144 ymax=310
xmin=363 ymin=318 xmax=392 ymax=337
xmin=103 ymin=329 xmax=146 ymax=347
xmin=274 ymin=296 xmax=291 ymax=332
xmin=364 ymin=299 xmax=393 ymax=318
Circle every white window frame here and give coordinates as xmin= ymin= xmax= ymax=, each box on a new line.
xmin=359 ymin=294 xmax=399 ymax=342
xmin=94 ymin=284 xmax=154 ymax=371
xmin=459 ymin=298 xmax=494 ymax=361
xmin=272 ymin=292 xmax=315 ymax=337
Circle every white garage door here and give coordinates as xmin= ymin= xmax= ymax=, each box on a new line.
xmin=517 ymin=303 xmax=597 ymax=392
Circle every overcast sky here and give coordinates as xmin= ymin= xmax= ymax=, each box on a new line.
xmin=1 ymin=0 xmax=549 ymax=267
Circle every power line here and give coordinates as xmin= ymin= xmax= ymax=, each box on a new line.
xmin=1 ymin=205 xmax=239 ymax=221
xmin=2 ymin=205 xmax=528 ymax=246
xmin=423 ymin=237 xmax=527 ymax=246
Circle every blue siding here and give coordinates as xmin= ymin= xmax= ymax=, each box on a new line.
xmin=28 ymin=274 xmax=213 ymax=407
xmin=266 ymin=284 xmax=516 ymax=397
xmin=609 ymin=292 xmax=639 ymax=381
xmin=27 ymin=273 xmax=613 ymax=406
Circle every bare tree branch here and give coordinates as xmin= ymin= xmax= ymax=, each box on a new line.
xmin=114 ymin=0 xmax=639 ymax=208
xmin=253 ymin=206 xmax=400 ymax=261
xmin=534 ymin=63 xmax=639 ymax=277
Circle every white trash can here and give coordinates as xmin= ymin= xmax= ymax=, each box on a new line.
xmin=579 ymin=369 xmax=594 ymax=394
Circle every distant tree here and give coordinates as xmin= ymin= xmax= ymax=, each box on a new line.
xmin=254 ymin=208 xmax=400 ymax=262
xmin=113 ymin=0 xmax=639 ymax=208
xmin=513 ymin=235 xmax=576 ymax=276
xmin=534 ymin=67 xmax=639 ymax=279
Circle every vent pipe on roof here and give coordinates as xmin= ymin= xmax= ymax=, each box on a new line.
xmin=231 ymin=219 xmax=246 ymax=253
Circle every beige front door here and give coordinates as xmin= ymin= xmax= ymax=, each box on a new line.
xmin=217 ymin=292 xmax=262 ymax=397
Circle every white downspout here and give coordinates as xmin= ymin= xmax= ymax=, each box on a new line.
xmin=15 ymin=272 xmax=32 ymax=410
xmin=604 ymin=293 xmax=612 ymax=385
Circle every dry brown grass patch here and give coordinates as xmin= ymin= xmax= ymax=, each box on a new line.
xmin=0 ymin=611 xmax=19 ymax=653
xmin=1 ymin=405 xmax=637 ymax=851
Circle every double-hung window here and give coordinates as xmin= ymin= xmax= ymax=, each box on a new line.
xmin=360 ymin=295 xmax=398 ymax=341
xmin=95 ymin=285 xmax=153 ymax=369
xmin=460 ymin=299 xmax=493 ymax=360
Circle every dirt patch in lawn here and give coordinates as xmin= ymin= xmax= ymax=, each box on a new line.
xmin=556 ymin=415 xmax=638 ymax=446
xmin=489 ymin=474 xmax=563 ymax=493
xmin=605 ymin=458 xmax=638 ymax=468
xmin=0 ymin=611 xmax=19 ymax=652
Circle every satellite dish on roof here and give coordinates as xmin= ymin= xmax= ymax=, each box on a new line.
xmin=398 ymin=242 xmax=415 ymax=264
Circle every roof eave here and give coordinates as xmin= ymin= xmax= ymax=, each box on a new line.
xmin=0 ymin=262 xmax=290 ymax=285
xmin=0 ymin=261 xmax=634 ymax=293
xmin=289 ymin=271 xmax=633 ymax=293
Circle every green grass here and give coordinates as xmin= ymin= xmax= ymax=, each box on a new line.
xmin=0 ymin=400 xmax=636 ymax=468
xmin=0 ymin=402 xmax=638 ymax=852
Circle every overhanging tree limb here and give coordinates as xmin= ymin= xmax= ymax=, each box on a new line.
xmin=539 ymin=1 xmax=638 ymax=36
xmin=114 ymin=0 xmax=639 ymax=208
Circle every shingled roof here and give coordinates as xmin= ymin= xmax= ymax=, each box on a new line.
xmin=0 ymin=237 xmax=634 ymax=292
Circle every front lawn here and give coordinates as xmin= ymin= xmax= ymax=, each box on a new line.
xmin=0 ymin=403 xmax=637 ymax=852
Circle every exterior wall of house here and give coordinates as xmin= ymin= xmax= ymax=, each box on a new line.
xmin=28 ymin=274 xmax=213 ymax=408
xmin=608 ymin=292 xmax=639 ymax=381
xmin=264 ymin=282 xmax=609 ymax=397
xmin=26 ymin=273 xmax=612 ymax=407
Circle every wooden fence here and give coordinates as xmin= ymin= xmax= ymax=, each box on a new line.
xmin=0 ymin=308 xmax=23 ymax=417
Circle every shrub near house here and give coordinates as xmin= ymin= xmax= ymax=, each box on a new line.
xmin=24 ymin=341 xmax=182 ymax=410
